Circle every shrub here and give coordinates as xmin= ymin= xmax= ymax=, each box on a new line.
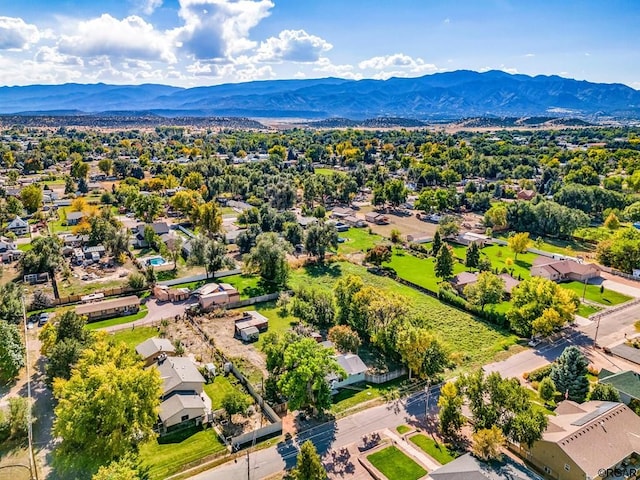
xmin=525 ymin=364 xmax=553 ymax=383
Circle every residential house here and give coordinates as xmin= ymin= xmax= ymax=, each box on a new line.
xmin=530 ymin=257 xmax=600 ymax=283
xmin=135 ymin=337 xmax=176 ymax=367
xmin=365 ymin=212 xmax=389 ymax=225
xmin=82 ymin=245 xmax=106 ymax=261
xmin=331 ymin=207 xmax=355 ymax=219
xmin=342 ymin=215 xmax=366 ymax=228
xmin=0 ymin=237 xmax=17 ymax=252
xmin=450 ymin=271 xmax=520 ymax=297
xmin=6 ymin=216 xmax=28 ymax=236
xmin=152 ymin=356 xmax=207 ymax=433
xmin=451 ymin=232 xmax=489 ymax=247
xmin=598 ymin=369 xmax=640 ymax=405
xmin=406 ymin=232 xmax=432 ymax=244
xmin=297 ymin=216 xmax=318 ymax=228
xmin=517 ymin=189 xmax=537 ymax=201
xmin=66 ymin=211 xmax=85 ymax=226
xmin=430 ymin=453 xmax=541 ymax=480
xmin=59 ymin=234 xmax=89 ymax=247
xmin=153 ymin=285 xmax=190 ymax=302
xmin=197 ymin=283 xmax=240 ymax=310
xmin=132 ymin=222 xmax=170 ymax=248
xmin=224 ymin=228 xmax=246 ymax=244
xmin=525 ymin=401 xmax=640 ymax=480
xmin=329 ymin=353 xmax=368 ymax=390
xmin=75 ymin=295 xmax=140 ymax=321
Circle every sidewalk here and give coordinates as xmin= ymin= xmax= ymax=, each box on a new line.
xmin=383 ymin=428 xmax=441 ymax=472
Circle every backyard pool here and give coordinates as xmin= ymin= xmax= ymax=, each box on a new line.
xmin=144 ymin=256 xmax=167 ymax=267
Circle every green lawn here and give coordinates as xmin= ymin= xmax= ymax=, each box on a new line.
xmin=409 ymin=434 xmax=457 ymax=465
xmin=242 ymin=301 xmax=298 ymax=349
xmin=331 ymin=377 xmax=407 ymax=414
xmin=396 ymin=425 xmax=411 ymax=435
xmin=577 ymin=303 xmax=601 ymax=318
xmin=314 ymin=167 xmax=340 ymax=175
xmin=17 ymin=243 xmax=33 ymax=252
xmin=139 ymin=425 xmax=227 ymax=480
xmin=384 ymin=248 xmax=466 ymax=292
xmin=85 ymin=304 xmax=148 ymax=330
xmin=223 ymin=274 xmax=278 ymax=299
xmin=561 ymin=281 xmax=632 ymax=306
xmin=367 ymin=446 xmax=427 ymax=480
xmin=203 ymin=374 xmax=252 ymax=411
xmin=338 ymin=228 xmax=383 ymax=255
xmin=110 ymin=326 xmax=158 ymax=348
xmin=289 ymin=262 xmax=519 ymax=372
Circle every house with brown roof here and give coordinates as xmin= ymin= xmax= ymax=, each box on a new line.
xmin=524 ymin=401 xmax=640 ymax=480
xmin=450 ymin=271 xmax=520 ymax=297
xmin=530 ymin=257 xmax=600 ymax=283
xmin=517 ymin=189 xmax=537 ymax=201
xmin=75 ymin=295 xmax=140 ymax=321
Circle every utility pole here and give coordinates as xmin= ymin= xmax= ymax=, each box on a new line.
xmin=424 ymin=380 xmax=431 ymax=426
xmin=582 ymin=278 xmax=588 ymax=302
xmin=593 ymin=314 xmax=602 ymax=347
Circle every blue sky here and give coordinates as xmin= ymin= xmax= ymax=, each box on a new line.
xmin=0 ymin=0 xmax=638 ymax=88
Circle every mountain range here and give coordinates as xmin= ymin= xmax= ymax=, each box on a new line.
xmin=1 ymin=70 xmax=639 ymax=120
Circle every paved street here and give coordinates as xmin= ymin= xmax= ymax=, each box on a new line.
xmin=191 ymin=386 xmax=442 ymax=480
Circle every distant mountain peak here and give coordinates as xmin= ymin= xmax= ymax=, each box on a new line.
xmin=0 ymin=70 xmax=638 ymax=120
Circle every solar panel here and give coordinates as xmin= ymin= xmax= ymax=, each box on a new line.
xmin=571 ymin=402 xmax=618 ymax=426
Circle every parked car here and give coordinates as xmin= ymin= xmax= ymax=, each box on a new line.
xmin=38 ymin=312 xmax=50 ymax=326
xmin=528 ymin=337 xmax=542 ymax=347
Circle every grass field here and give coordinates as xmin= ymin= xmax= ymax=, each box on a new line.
xmin=560 ymin=281 xmax=632 ymax=306
xmin=384 ymin=248 xmax=466 ymax=292
xmin=450 ymin=243 xmax=538 ymax=280
xmin=110 ymin=326 xmax=158 ymax=348
xmin=577 ymin=303 xmax=601 ymax=318
xmin=409 ymin=434 xmax=457 ymax=465
xmin=85 ymin=304 xmax=148 ymax=330
xmin=337 ymin=228 xmax=383 ymax=255
xmin=367 ymin=446 xmax=427 ymax=480
xmin=203 ymin=375 xmax=252 ymax=410
xmin=289 ymin=262 xmax=520 ymax=372
xmin=223 ymin=274 xmax=278 ymax=299
xmin=17 ymin=243 xmax=32 ymax=252
xmin=396 ymin=425 xmax=411 ymax=435
xmin=139 ymin=425 xmax=226 ymax=480
xmin=314 ymin=167 xmax=340 ymax=176
xmin=331 ymin=377 xmax=407 ymax=414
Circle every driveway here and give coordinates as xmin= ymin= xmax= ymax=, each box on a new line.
xmin=103 ymin=297 xmax=198 ymax=332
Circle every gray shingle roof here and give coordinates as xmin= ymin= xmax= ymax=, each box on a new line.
xmin=336 ymin=353 xmax=368 ymax=376
xmin=135 ymin=337 xmax=175 ymax=360
xmin=156 ymin=357 xmax=205 ymax=395
xmin=430 ymin=453 xmax=542 ymax=480
xmin=158 ymin=394 xmax=205 ymax=422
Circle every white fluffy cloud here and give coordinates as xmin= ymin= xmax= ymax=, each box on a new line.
xmin=176 ymin=0 xmax=274 ymax=59
xmin=35 ymin=46 xmax=83 ymax=66
xmin=359 ymin=53 xmax=436 ymax=73
xmin=0 ymin=16 xmax=40 ymax=50
xmin=256 ymin=29 xmax=332 ymax=63
xmin=140 ymin=0 xmax=163 ymax=15
xmin=58 ymin=14 xmax=176 ymax=63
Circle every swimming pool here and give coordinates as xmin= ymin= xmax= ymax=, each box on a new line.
xmin=147 ymin=257 xmax=166 ymax=266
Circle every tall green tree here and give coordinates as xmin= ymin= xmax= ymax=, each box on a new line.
xmin=463 ymin=271 xmax=505 ymax=311
xmin=438 ymin=381 xmax=464 ymax=439
xmin=291 ymin=440 xmax=327 ymax=480
xmin=20 ymin=184 xmax=42 ymax=213
xmin=278 ymin=338 xmax=344 ymax=415
xmin=364 ymin=244 xmax=392 ymax=266
xmin=0 ymin=321 xmax=25 ymax=383
xmin=431 ymin=230 xmax=442 ymax=255
xmin=508 ymin=232 xmax=530 ymax=260
xmin=550 ymin=346 xmax=590 ymax=402
xmin=244 ymin=232 xmax=290 ymax=286
xmin=396 ymin=326 xmax=450 ymax=380
xmin=53 ymin=338 xmax=162 ymax=463
xmin=304 ymin=223 xmax=338 ymax=261
xmin=507 ymin=276 xmax=579 ymax=337
xmin=465 ymin=241 xmax=480 ymax=269
xmin=92 ymin=455 xmax=141 ymax=480
xmin=472 ymin=426 xmax=504 ymax=461
xmin=434 ymin=244 xmax=454 ymax=280
xmin=0 ymin=282 xmax=23 ymax=324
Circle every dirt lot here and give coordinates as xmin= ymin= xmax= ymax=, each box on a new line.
xmin=193 ymin=312 xmax=268 ymax=380
xmin=357 ymin=204 xmax=439 ymax=239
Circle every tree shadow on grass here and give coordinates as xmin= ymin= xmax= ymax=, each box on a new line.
xmin=301 ymin=263 xmax=342 ymax=279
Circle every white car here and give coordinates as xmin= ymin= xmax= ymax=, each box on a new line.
xmin=528 ymin=337 xmax=542 ymax=347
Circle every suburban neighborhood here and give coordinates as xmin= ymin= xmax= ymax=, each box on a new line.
xmin=2 ymin=122 xmax=640 ymax=480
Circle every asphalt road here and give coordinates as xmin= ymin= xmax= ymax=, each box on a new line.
xmin=191 ymin=385 xmax=442 ymax=480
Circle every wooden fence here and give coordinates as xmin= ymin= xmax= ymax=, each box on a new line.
xmin=364 ymin=368 xmax=407 ymax=384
